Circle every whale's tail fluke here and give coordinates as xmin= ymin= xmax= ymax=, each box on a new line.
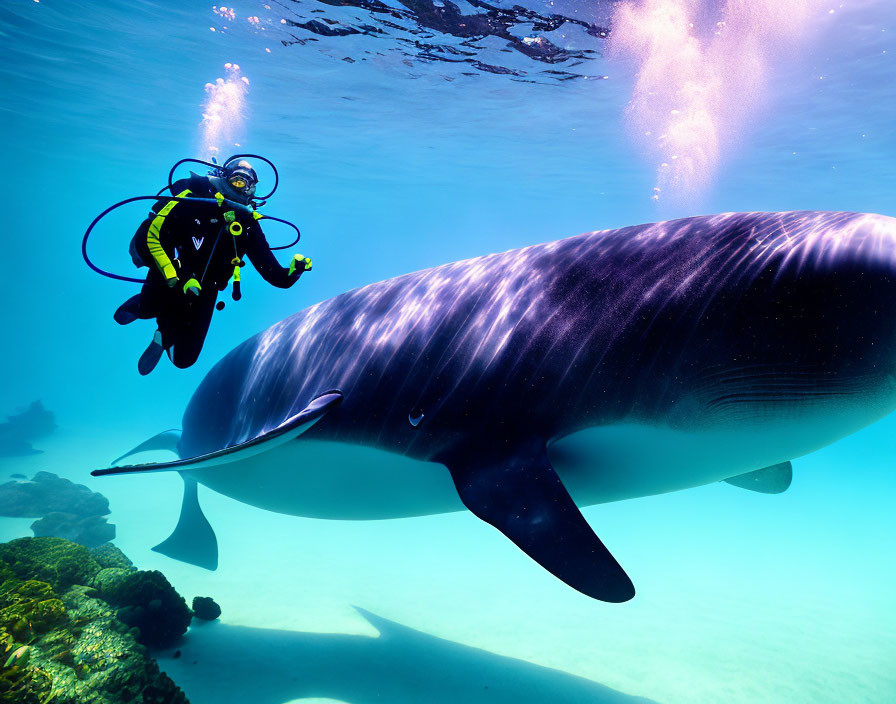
xmin=94 ymin=390 xmax=343 ymax=571
xmin=153 ymin=474 xmax=219 ymax=570
xmin=446 ymin=439 xmax=635 ymax=604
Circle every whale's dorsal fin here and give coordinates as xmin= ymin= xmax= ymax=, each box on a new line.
xmin=92 ymin=390 xmax=343 ymax=477
xmin=111 ymin=429 xmax=182 ymax=466
xmin=446 ymin=440 xmax=635 ymax=603
xmin=724 ymin=461 xmax=792 ymax=494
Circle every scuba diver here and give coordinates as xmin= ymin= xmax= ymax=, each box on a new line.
xmin=111 ymin=159 xmax=312 ymax=375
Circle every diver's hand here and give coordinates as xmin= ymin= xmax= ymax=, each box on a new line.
xmin=182 ymin=278 xmax=202 ymax=296
xmin=289 ymin=254 xmax=312 ymax=276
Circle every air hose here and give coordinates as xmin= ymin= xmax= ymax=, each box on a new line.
xmin=82 ymin=194 xmax=301 ymax=284
xmin=167 ymin=153 xmax=279 ymax=200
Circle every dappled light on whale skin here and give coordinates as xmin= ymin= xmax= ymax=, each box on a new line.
xmin=223 ymin=210 xmax=896 ymax=452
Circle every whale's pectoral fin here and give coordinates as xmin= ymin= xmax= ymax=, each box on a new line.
xmin=91 ymin=390 xmax=343 ymax=477
xmin=152 ymin=474 xmax=218 ymax=570
xmin=446 ymin=441 xmax=635 ymax=603
xmin=724 ymin=461 xmax=792 ymax=494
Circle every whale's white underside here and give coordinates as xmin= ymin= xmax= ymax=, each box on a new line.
xmin=188 ymin=391 xmax=891 ymax=520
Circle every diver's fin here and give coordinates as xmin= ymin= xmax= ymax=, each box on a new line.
xmin=724 ymin=461 xmax=792 ymax=494
xmin=152 ymin=474 xmax=218 ymax=570
xmin=92 ymin=390 xmax=343 ymax=477
xmin=445 ymin=440 xmax=635 ymax=603
xmin=111 ymin=429 xmax=182 ymax=466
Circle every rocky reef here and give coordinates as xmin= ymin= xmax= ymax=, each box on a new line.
xmin=0 ymin=537 xmax=217 ymax=704
xmin=0 ymin=472 xmax=115 ymax=548
xmin=0 ymin=401 xmax=55 ymax=458
xmin=32 ymin=513 xmax=115 ymax=549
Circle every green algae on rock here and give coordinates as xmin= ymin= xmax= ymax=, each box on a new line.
xmin=0 ymin=579 xmax=67 ymax=642
xmin=89 ymin=544 xmax=135 ymax=571
xmin=90 ymin=568 xmax=134 ymax=594
xmin=0 ymin=583 xmax=188 ymax=704
xmin=0 ymin=538 xmax=190 ymax=704
xmin=0 ymin=537 xmax=101 ymax=593
xmin=0 ymin=539 xmax=192 ymax=650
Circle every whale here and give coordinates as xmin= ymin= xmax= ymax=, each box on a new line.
xmin=94 ymin=210 xmax=896 ymax=603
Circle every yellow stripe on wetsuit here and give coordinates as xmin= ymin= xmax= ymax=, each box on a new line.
xmin=146 ymin=189 xmax=192 ymax=281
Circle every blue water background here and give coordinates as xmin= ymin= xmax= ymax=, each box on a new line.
xmin=1 ymin=1 xmax=894 ymax=702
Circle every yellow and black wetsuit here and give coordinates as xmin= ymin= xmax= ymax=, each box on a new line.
xmin=124 ymin=174 xmax=303 ymax=369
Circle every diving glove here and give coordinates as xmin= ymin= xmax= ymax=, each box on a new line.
xmin=182 ymin=278 xmax=202 ymax=296
xmin=289 ymin=254 xmax=313 ymax=276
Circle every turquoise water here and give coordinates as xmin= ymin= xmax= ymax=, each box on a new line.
xmin=2 ymin=0 xmax=895 ymax=702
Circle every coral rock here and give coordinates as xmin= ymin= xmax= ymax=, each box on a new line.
xmin=89 ymin=568 xmax=132 ymax=594
xmin=89 ymin=544 xmax=135 ymax=571
xmin=98 ymin=571 xmax=192 ymax=649
xmin=0 ymin=538 xmax=101 ymax=593
xmin=191 ymin=596 xmax=221 ymax=621
xmin=0 ymin=539 xmax=189 ymax=704
xmin=0 ymin=579 xmax=67 ymax=641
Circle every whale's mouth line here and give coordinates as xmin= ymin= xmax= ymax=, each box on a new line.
xmin=685 ymin=362 xmax=880 ymax=415
xmin=705 ymin=389 xmax=860 ymax=411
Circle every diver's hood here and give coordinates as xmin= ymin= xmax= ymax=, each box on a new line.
xmin=208 ymin=175 xmax=252 ymax=205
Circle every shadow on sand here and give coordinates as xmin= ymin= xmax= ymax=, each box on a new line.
xmin=159 ymin=608 xmax=658 ymax=704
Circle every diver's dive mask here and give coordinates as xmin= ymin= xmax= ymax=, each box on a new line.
xmin=224 ymin=160 xmax=258 ymax=198
xmin=229 ymin=175 xmax=250 ymax=190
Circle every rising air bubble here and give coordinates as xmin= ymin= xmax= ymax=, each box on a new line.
xmin=609 ymin=0 xmax=828 ymax=202
xmin=201 ymin=64 xmax=249 ymax=160
xmin=408 ymin=410 xmax=424 ymax=427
